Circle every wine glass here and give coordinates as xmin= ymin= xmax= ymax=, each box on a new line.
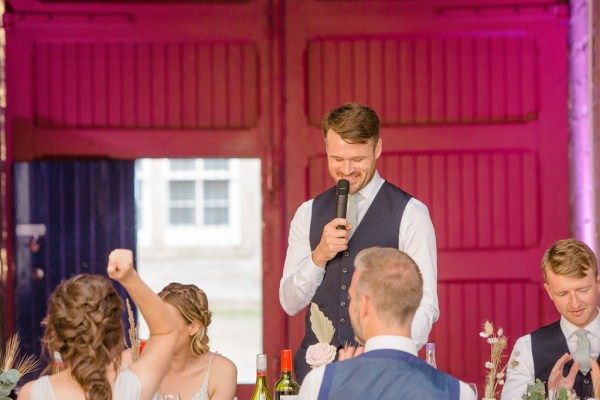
xmin=467 ymin=383 xmax=478 ymax=397
xmin=157 ymin=394 xmax=181 ymax=400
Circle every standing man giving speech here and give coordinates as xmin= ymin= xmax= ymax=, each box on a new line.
xmin=279 ymin=102 xmax=439 ymax=382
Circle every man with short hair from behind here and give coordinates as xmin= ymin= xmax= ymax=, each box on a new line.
xmin=298 ymin=247 xmax=474 ymax=400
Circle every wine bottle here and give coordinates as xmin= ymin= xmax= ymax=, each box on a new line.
xmin=273 ymin=349 xmax=300 ymax=400
xmin=251 ymin=354 xmax=273 ymax=400
xmin=425 ymin=342 xmax=437 ymax=369
xmin=53 ymin=351 xmax=64 ymax=374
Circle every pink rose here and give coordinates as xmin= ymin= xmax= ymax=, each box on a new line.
xmin=305 ymin=342 xmax=337 ymax=368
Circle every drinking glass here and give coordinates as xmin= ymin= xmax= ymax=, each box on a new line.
xmin=467 ymin=383 xmax=478 ymax=397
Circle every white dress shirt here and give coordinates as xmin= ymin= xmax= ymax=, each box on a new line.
xmin=501 ymin=311 xmax=600 ymax=400
xmin=279 ymin=171 xmax=439 ymax=348
xmin=298 ymin=335 xmax=476 ymax=400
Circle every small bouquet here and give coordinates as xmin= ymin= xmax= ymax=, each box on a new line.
xmin=305 ymin=303 xmax=337 ymax=368
xmin=0 ymin=334 xmax=40 ymax=400
xmin=480 ymin=321 xmax=508 ymax=399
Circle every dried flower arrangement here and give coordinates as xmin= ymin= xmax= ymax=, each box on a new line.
xmin=126 ymin=298 xmax=141 ymax=362
xmin=0 ymin=334 xmax=40 ymax=400
xmin=480 ymin=321 xmax=508 ymax=399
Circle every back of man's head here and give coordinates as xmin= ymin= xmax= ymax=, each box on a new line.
xmin=354 ymin=247 xmax=423 ymax=327
xmin=542 ymin=238 xmax=597 ymax=281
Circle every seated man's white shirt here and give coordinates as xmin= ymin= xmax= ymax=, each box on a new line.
xmin=501 ymin=311 xmax=600 ymax=400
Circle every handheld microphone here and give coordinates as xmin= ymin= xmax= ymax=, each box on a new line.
xmin=335 ymin=179 xmax=350 ymax=230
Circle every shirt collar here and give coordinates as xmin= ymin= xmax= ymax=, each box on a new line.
xmin=560 ymin=307 xmax=600 ymax=339
xmin=364 ymin=335 xmax=417 ymax=356
xmin=356 ymin=170 xmax=384 ymax=202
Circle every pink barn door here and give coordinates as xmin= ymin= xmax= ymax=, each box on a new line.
xmin=284 ymin=0 xmax=569 ymax=386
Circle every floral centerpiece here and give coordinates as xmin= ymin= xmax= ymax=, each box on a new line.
xmin=480 ymin=321 xmax=508 ymax=400
xmin=0 ymin=334 xmax=40 ymax=400
xmin=305 ymin=303 xmax=337 ymax=368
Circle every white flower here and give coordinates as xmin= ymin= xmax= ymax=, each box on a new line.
xmin=480 ymin=332 xmax=490 ymax=338
xmin=485 ymin=361 xmax=494 ymax=369
xmin=498 ymin=328 xmax=504 ymax=337
xmin=306 ymin=342 xmax=337 ymax=368
xmin=488 ymin=337 xmax=499 ymax=344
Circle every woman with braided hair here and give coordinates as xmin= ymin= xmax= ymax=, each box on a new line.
xmin=18 ymin=249 xmax=179 ymax=400
xmin=154 ymin=283 xmax=237 ymax=400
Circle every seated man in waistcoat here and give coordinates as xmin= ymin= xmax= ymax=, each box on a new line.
xmin=279 ymin=102 xmax=438 ymax=383
xmin=502 ymin=239 xmax=600 ymax=400
xmin=298 ymin=247 xmax=475 ymax=400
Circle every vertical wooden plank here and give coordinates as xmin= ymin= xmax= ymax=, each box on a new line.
xmin=48 ymin=42 xmax=64 ymax=128
xmin=430 ymin=38 xmax=444 ymax=123
xmin=399 ymin=38 xmax=413 ymax=123
xmin=166 ymin=43 xmax=182 ymax=128
xmin=62 ymin=43 xmax=78 ymax=127
xmin=491 ymin=153 xmax=507 ymax=248
xmin=242 ymin=43 xmax=257 ymax=128
xmin=506 ymin=36 xmax=522 ymax=121
xmin=321 ymin=40 xmax=339 ymax=112
xmin=522 ymin=36 xmax=538 ymax=119
xmin=337 ymin=40 xmax=353 ymax=105
xmin=122 ymin=43 xmax=136 ymax=128
xmin=475 ymin=37 xmax=490 ymax=122
xmin=414 ymin=37 xmax=429 ymax=123
xmin=352 ymin=39 xmax=368 ymax=105
xmin=462 ymin=153 xmax=477 ymax=249
xmin=490 ymin=37 xmax=506 ymax=120
xmin=522 ymin=153 xmax=539 ymax=247
xmin=78 ymin=43 xmax=93 ymax=127
xmin=34 ymin=43 xmax=50 ymax=128
xmin=476 ymin=153 xmax=492 ymax=248
xmin=136 ymin=43 xmax=151 ymax=128
xmin=446 ymin=154 xmax=461 ymax=249
xmin=212 ymin=43 xmax=227 ymax=127
xmin=92 ymin=43 xmax=108 ymax=127
xmin=226 ymin=43 xmax=242 ymax=127
xmin=445 ymin=37 xmax=459 ymax=123
xmin=181 ymin=43 xmax=197 ymax=128
xmin=107 ymin=43 xmax=122 ymax=127
xmin=151 ymin=43 xmax=167 ymax=128
xmin=382 ymin=39 xmax=398 ymax=123
xmin=368 ymin=39 xmax=384 ymax=116
xmin=507 ymin=152 xmax=524 ymax=247
xmin=459 ymin=37 xmax=475 ymax=123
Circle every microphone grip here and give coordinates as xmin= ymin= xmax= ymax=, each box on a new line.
xmin=336 ymin=194 xmax=348 ymax=229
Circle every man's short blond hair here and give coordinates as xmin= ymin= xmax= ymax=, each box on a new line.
xmin=354 ymin=247 xmax=423 ymax=326
xmin=541 ymin=238 xmax=597 ymax=281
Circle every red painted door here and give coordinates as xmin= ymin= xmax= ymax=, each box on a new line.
xmin=5 ymin=0 xmax=285 ymax=397
xmin=284 ymin=0 xmax=569 ymax=386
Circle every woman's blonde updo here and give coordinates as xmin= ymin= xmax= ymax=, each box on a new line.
xmin=158 ymin=283 xmax=212 ymax=356
xmin=42 ymin=274 xmax=125 ymax=400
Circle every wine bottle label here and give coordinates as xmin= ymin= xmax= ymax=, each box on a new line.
xmin=279 ymin=396 xmax=298 ymax=400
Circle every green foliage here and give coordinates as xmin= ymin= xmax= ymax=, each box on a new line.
xmin=0 ymin=369 xmax=20 ymax=400
xmin=521 ymin=379 xmax=545 ymax=400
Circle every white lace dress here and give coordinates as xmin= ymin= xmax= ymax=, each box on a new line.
xmin=30 ymin=368 xmax=141 ymax=400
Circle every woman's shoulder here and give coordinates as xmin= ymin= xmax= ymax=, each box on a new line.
xmin=208 ymin=352 xmax=237 ymax=379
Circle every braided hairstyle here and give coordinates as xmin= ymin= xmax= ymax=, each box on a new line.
xmin=42 ymin=274 xmax=125 ymax=400
xmin=158 ymin=283 xmax=212 ymax=356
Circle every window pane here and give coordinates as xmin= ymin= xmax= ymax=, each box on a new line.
xmin=170 ymin=159 xmax=196 ymax=171
xmin=169 ymin=181 xmax=195 ymax=201
xmin=169 ymin=208 xmax=195 ymax=225
xmin=204 ymin=207 xmax=228 ymax=225
xmin=204 ymin=180 xmax=228 ymax=201
xmin=204 ymin=159 xmax=229 ymax=171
